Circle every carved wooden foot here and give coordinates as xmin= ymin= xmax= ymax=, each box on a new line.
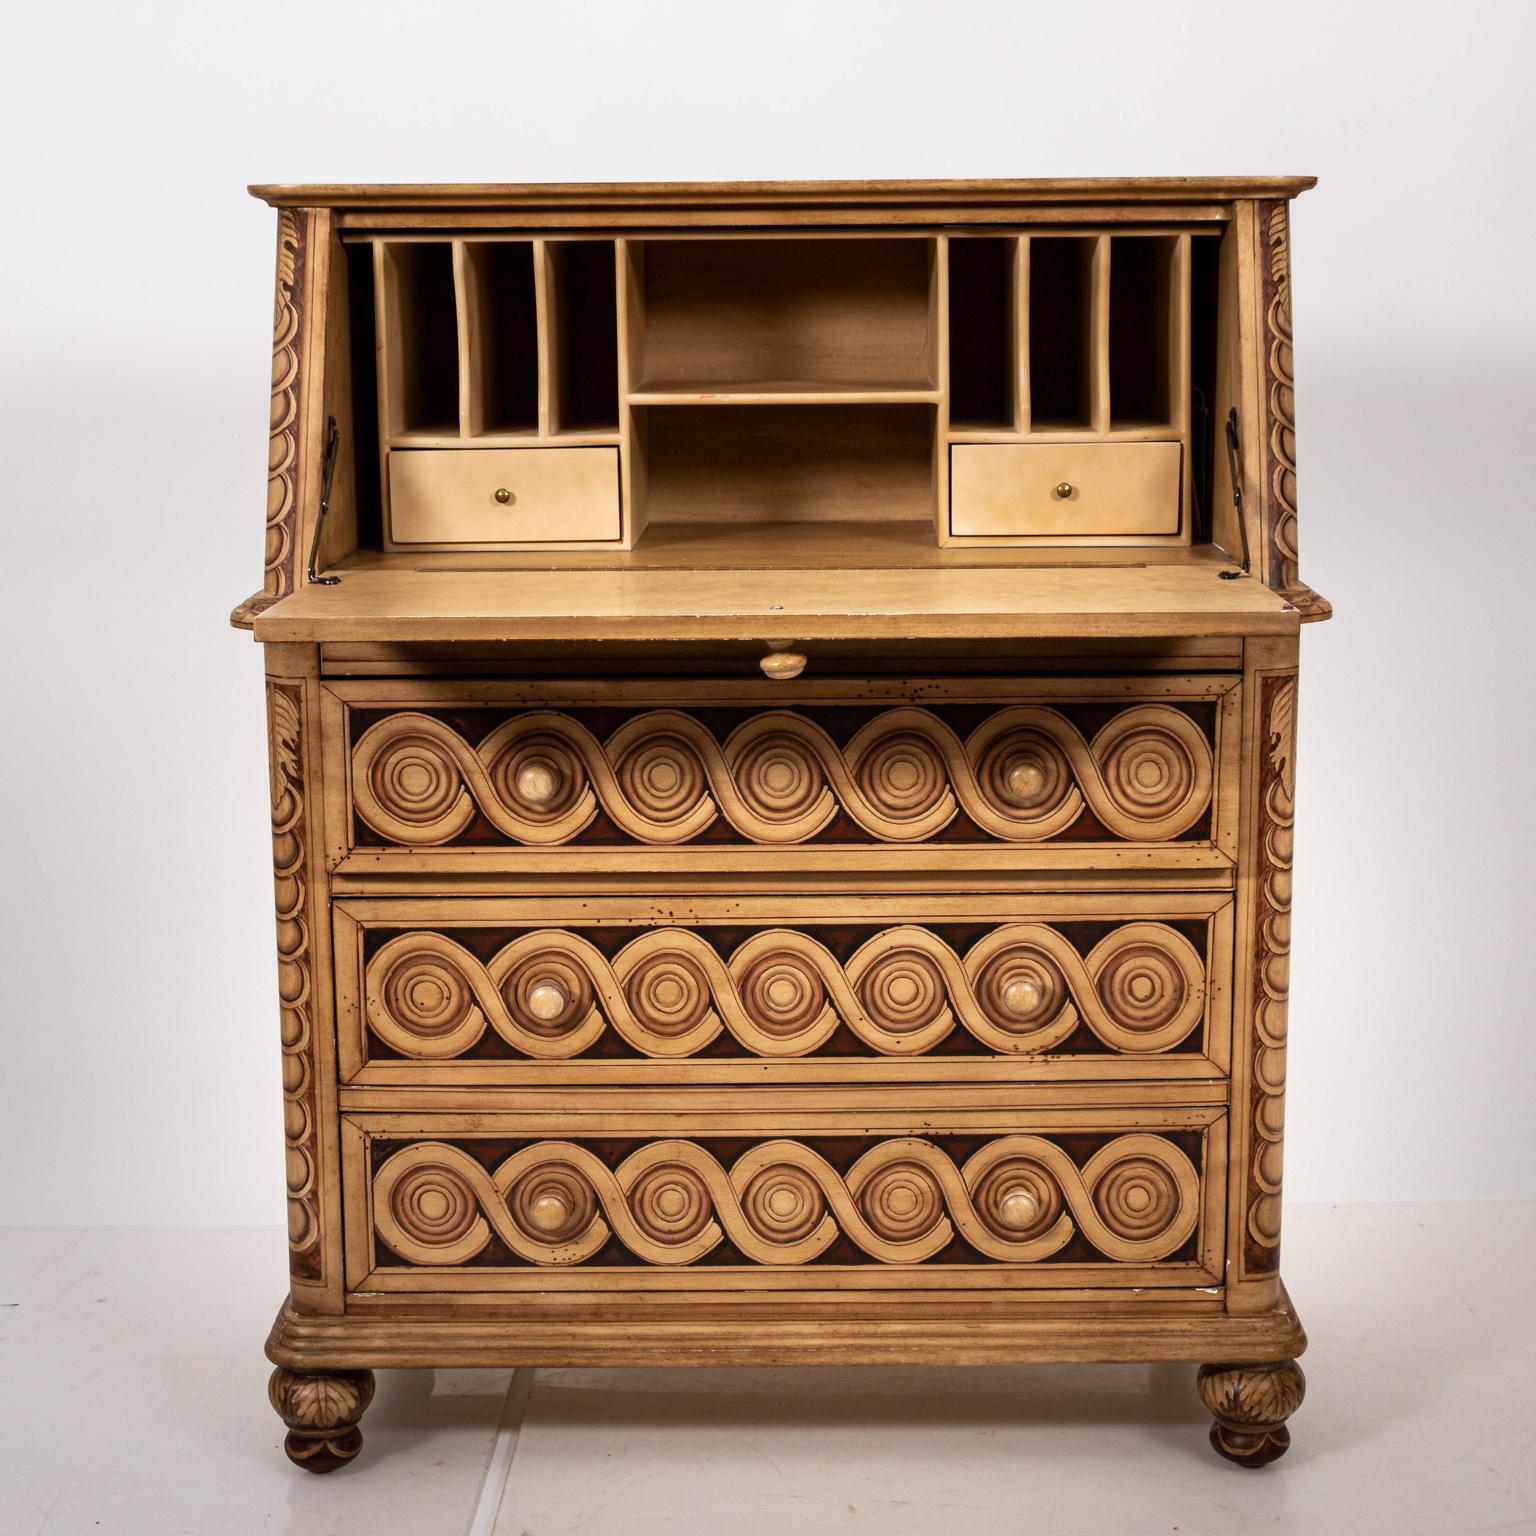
xmin=268 ymin=1366 xmax=376 ymax=1473
xmin=1196 ymin=1359 xmax=1305 ymax=1468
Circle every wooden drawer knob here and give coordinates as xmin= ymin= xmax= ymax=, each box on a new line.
xmin=526 ymin=981 xmax=568 ymax=1021
xmin=760 ymin=649 xmax=807 ymax=681
xmin=528 ymin=1190 xmax=572 ymax=1231
xmin=997 ymin=1187 xmax=1041 ymax=1230
xmin=515 ymin=760 xmax=560 ymax=805
xmin=1005 ymin=761 xmax=1047 ymax=801
xmin=1001 ymin=977 xmax=1044 ymax=1017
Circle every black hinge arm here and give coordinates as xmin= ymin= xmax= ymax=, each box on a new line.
xmin=306 ymin=416 xmax=342 ymax=586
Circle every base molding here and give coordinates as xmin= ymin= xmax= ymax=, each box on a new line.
xmin=266 ymin=1284 xmax=1305 ymax=1371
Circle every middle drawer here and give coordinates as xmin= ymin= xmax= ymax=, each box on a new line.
xmin=334 ymin=894 xmax=1233 ymax=1087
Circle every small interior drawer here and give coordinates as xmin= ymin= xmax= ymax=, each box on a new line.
xmin=387 ymin=446 xmax=621 ymax=548
xmin=950 ymin=442 xmax=1181 ymax=539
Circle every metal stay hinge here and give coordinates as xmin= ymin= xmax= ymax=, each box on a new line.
xmin=306 ymin=416 xmax=342 ymax=586
xmin=1218 ymin=406 xmax=1253 ymax=580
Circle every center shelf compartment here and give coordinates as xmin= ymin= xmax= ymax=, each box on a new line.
xmin=635 ymin=403 xmax=936 ymax=524
xmin=624 ymin=237 xmax=942 ymax=397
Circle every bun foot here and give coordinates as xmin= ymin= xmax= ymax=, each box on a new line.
xmin=268 ymin=1366 xmax=376 ymax=1473
xmin=1196 ymin=1359 xmax=1305 ymax=1468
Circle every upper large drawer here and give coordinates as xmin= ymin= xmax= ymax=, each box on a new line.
xmin=318 ymin=676 xmax=1240 ymax=878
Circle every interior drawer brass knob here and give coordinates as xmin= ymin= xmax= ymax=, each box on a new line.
xmin=494 ymin=487 xmax=514 ymax=504
xmin=1054 ymin=482 xmax=1074 ymax=500
xmin=526 ymin=981 xmax=568 ymax=1021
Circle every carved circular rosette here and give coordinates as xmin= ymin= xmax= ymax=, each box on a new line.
xmin=850 ymin=728 xmax=949 ymax=826
xmin=739 ymin=1164 xmax=827 ymax=1244
xmin=360 ymin=727 xmax=470 ymax=841
xmin=737 ymin=949 xmax=829 ymax=1040
xmin=852 ymin=1158 xmax=946 ymax=1245
xmin=1089 ymin=1152 xmax=1183 ymax=1243
xmin=1093 ymin=933 xmax=1192 ymax=1039
xmin=628 ymin=1162 xmax=714 ymax=1247
xmin=855 ymin=946 xmax=949 ymax=1039
xmin=729 ymin=731 xmax=827 ymax=829
xmin=623 ymin=949 xmax=716 ymax=1040
xmin=384 ymin=1156 xmax=484 ymax=1255
xmin=268 ymin=1367 xmax=376 ymax=1474
xmin=612 ymin=730 xmax=709 ymax=832
xmin=1093 ymin=712 xmax=1206 ymax=830
xmin=370 ymin=939 xmax=482 ymax=1057
xmin=1197 ymin=1359 xmax=1306 ymax=1468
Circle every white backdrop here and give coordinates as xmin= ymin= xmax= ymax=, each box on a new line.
xmin=2 ymin=0 xmax=1532 ymax=1225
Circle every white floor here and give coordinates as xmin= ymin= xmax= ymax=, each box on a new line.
xmin=2 ymin=1204 xmax=1532 ymax=1536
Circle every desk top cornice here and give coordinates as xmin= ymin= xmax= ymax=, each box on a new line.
xmin=249 ymin=176 xmax=1317 ymax=212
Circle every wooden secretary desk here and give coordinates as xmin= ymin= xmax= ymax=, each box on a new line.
xmin=231 ymin=177 xmax=1330 ymax=1473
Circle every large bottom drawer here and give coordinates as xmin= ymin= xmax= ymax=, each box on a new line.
xmin=341 ymin=1098 xmax=1227 ymax=1295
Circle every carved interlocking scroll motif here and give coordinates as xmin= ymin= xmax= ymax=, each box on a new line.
xmin=261 ymin=209 xmax=308 ymax=612
xmin=365 ymin=922 xmax=1206 ymax=1061
xmin=1245 ymin=674 xmax=1296 ymax=1273
xmin=268 ymin=681 xmax=322 ymax=1282
xmin=351 ymin=704 xmax=1214 ymax=848
xmin=371 ymin=1134 xmax=1203 ymax=1269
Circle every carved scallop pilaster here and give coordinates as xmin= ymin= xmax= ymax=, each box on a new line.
xmin=242 ymin=208 xmax=313 ymax=621
xmin=268 ymin=680 xmax=322 ymax=1282
xmin=1258 ymin=201 xmax=1329 ymax=619
xmin=1244 ymin=674 xmax=1296 ymax=1275
xmin=370 ymin=1133 xmax=1204 ymax=1270
xmin=364 ymin=921 xmax=1208 ymax=1062
xmin=350 ymin=704 xmax=1215 ymax=849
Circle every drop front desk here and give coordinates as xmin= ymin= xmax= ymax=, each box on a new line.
xmin=232 ymin=177 xmax=1331 ymax=1472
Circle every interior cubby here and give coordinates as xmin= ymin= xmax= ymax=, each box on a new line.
xmin=948 ymin=238 xmax=1017 ymax=430
xmin=639 ymin=404 xmax=935 ymax=524
xmin=548 ymin=241 xmax=619 ymax=433
xmin=1027 ymin=236 xmax=1099 ymax=430
xmin=1109 ymin=236 xmax=1177 ymax=428
xmin=462 ymin=241 xmax=539 ymax=436
xmin=378 ymin=242 xmax=460 ymax=436
xmin=628 ymin=238 xmax=940 ymax=394
xmin=349 ymin=221 xmax=1212 ymax=556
